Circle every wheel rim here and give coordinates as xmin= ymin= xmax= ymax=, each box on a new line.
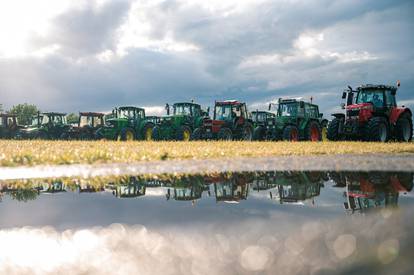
xmin=145 ymin=128 xmax=153 ymax=141
xmin=244 ymin=128 xmax=252 ymax=140
xmin=321 ymin=127 xmax=328 ymax=141
xmin=401 ymin=120 xmax=411 ymax=141
xmin=126 ymin=131 xmax=134 ymax=141
xmin=291 ymin=129 xmax=299 ymax=141
xmin=117 ymin=134 xmax=122 ymax=141
xmin=310 ymin=126 xmax=320 ymax=141
xmin=183 ymin=129 xmax=191 ymax=141
xmin=378 ymin=123 xmax=387 ymax=142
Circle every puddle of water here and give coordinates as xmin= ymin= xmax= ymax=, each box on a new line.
xmin=1 ymin=171 xmax=413 ymax=275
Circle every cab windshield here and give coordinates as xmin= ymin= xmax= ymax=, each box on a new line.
xmin=174 ymin=105 xmax=192 ymax=116
xmin=79 ymin=116 xmax=93 ymax=127
xmin=118 ymin=109 xmax=143 ymax=119
xmin=253 ymin=112 xmax=266 ymax=122
xmin=278 ymin=103 xmax=297 ymax=117
xmin=215 ymin=105 xmax=233 ymax=120
xmin=31 ymin=116 xmax=42 ymax=126
xmin=356 ymin=90 xmax=384 ymax=108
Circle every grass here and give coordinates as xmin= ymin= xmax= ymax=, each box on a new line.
xmin=0 ymin=140 xmax=413 ymax=167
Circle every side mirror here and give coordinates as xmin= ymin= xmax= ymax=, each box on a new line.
xmin=268 ymin=103 xmax=271 ymax=111
xmin=342 ymin=92 xmax=347 ymax=99
xmin=207 ymin=107 xmax=210 ymax=114
xmin=300 ymin=101 xmax=304 ymax=108
xmin=341 ymin=103 xmax=346 ymax=109
xmin=319 ymin=113 xmax=323 ymax=118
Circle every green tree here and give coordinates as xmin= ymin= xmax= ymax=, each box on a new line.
xmin=9 ymin=103 xmax=40 ymax=125
xmin=67 ymin=113 xmax=79 ymax=124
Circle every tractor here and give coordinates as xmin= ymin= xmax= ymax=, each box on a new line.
xmin=327 ymin=83 xmax=413 ymax=142
xmin=16 ymin=112 xmax=70 ymax=139
xmin=65 ymin=112 xmax=105 ymax=140
xmin=95 ymin=106 xmax=154 ymax=141
xmin=193 ymin=100 xmax=254 ymax=140
xmin=0 ymin=113 xmax=20 ymax=139
xmin=269 ymin=98 xmax=328 ymax=141
xmin=213 ymin=174 xmax=251 ymax=203
xmin=251 ymin=111 xmax=277 ymax=141
xmin=152 ymin=102 xmax=209 ymax=141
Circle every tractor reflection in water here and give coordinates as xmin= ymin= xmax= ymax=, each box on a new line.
xmin=269 ymin=172 xmax=325 ymax=205
xmin=0 ymin=184 xmax=40 ymax=202
xmin=335 ymin=172 xmax=414 ymax=213
xmin=39 ymin=181 xmax=66 ymax=194
xmin=165 ymin=176 xmax=208 ymax=205
xmin=212 ymin=173 xmax=252 ymax=203
xmin=106 ymin=177 xmax=146 ymax=198
xmin=77 ymin=181 xmax=104 ymax=193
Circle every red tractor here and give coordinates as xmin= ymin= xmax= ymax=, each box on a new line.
xmin=327 ymin=83 xmax=412 ymax=142
xmin=192 ymin=100 xmax=253 ymax=140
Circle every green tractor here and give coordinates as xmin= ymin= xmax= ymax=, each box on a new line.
xmin=0 ymin=113 xmax=20 ymax=139
xmin=16 ymin=112 xmax=70 ymax=139
xmin=152 ymin=102 xmax=209 ymax=141
xmin=251 ymin=111 xmax=277 ymax=141
xmin=95 ymin=106 xmax=154 ymax=141
xmin=269 ymin=98 xmax=328 ymax=141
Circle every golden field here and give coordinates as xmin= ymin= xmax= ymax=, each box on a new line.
xmin=0 ymin=140 xmax=413 ymax=167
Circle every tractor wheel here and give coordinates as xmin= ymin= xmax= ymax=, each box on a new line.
xmin=176 ymin=125 xmax=192 ymax=141
xmin=242 ymin=125 xmax=253 ymax=141
xmin=365 ymin=117 xmax=389 ymax=142
xmin=327 ymin=118 xmax=342 ymax=141
xmin=142 ymin=124 xmax=154 ymax=141
xmin=36 ymin=131 xmax=48 ymax=140
xmin=59 ymin=132 xmax=70 ymax=140
xmin=218 ymin=127 xmax=233 ymax=141
xmin=395 ymin=113 xmax=413 ymax=142
xmin=191 ymin=128 xmax=204 ymax=140
xmin=282 ymin=125 xmax=299 ymax=141
xmin=305 ymin=121 xmax=322 ymax=141
xmin=152 ymin=126 xmax=161 ymax=141
xmin=253 ymin=126 xmax=265 ymax=141
xmin=119 ymin=128 xmax=136 ymax=141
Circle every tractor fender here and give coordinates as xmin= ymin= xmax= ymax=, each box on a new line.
xmin=390 ymin=108 xmax=412 ymax=124
xmin=331 ymin=113 xmax=345 ymax=119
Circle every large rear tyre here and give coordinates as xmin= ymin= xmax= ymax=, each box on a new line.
xmin=327 ymin=118 xmax=341 ymax=141
xmin=366 ymin=117 xmax=389 ymax=142
xmin=218 ymin=127 xmax=233 ymax=141
xmin=305 ymin=121 xmax=322 ymax=141
xmin=395 ymin=113 xmax=413 ymax=142
xmin=282 ymin=125 xmax=299 ymax=141
xmin=176 ymin=125 xmax=192 ymax=141
xmin=253 ymin=126 xmax=266 ymax=141
xmin=119 ymin=128 xmax=136 ymax=141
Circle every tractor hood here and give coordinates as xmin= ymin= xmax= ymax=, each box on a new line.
xmin=203 ymin=119 xmax=225 ymax=126
xmin=346 ymin=103 xmax=373 ymax=111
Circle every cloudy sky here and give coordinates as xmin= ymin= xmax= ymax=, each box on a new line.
xmin=0 ymin=0 xmax=413 ymax=116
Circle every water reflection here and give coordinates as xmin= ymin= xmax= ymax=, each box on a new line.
xmin=1 ymin=171 xmax=412 ymax=212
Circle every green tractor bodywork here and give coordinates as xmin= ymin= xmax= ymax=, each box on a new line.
xmin=152 ymin=102 xmax=209 ymax=141
xmin=269 ymin=98 xmax=328 ymax=141
xmin=251 ymin=111 xmax=277 ymax=141
xmin=0 ymin=114 xmax=20 ymax=139
xmin=95 ymin=106 xmax=154 ymax=141
xmin=16 ymin=112 xmax=70 ymax=139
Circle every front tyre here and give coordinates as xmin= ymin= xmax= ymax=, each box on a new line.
xmin=395 ymin=113 xmax=413 ymax=142
xmin=305 ymin=121 xmax=322 ymax=141
xmin=142 ymin=123 xmax=154 ymax=141
xmin=327 ymin=118 xmax=342 ymax=141
xmin=366 ymin=117 xmax=389 ymax=142
xmin=282 ymin=125 xmax=299 ymax=141
xmin=152 ymin=126 xmax=161 ymax=141
xmin=176 ymin=125 xmax=192 ymax=141
xmin=253 ymin=126 xmax=265 ymax=141
xmin=218 ymin=127 xmax=233 ymax=141
xmin=119 ymin=128 xmax=136 ymax=141
xmin=191 ymin=127 xmax=204 ymax=140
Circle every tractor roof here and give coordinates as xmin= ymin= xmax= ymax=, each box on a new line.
xmin=118 ymin=106 xmax=145 ymax=111
xmin=42 ymin=112 xmax=66 ymax=116
xmin=0 ymin=113 xmax=17 ymax=117
xmin=79 ymin=112 xmax=104 ymax=117
xmin=279 ymin=97 xmax=304 ymax=103
xmin=173 ymin=102 xmax=201 ymax=107
xmin=251 ymin=111 xmax=274 ymax=115
xmin=215 ymin=100 xmax=243 ymax=105
xmin=358 ymin=84 xmax=397 ymax=91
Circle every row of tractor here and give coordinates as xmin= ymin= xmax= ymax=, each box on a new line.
xmin=1 ymin=83 xmax=412 ymax=142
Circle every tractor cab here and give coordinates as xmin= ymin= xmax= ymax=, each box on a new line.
xmin=146 ymin=116 xmax=161 ymax=125
xmin=78 ymin=112 xmax=105 ymax=128
xmin=17 ymin=112 xmax=69 ymax=139
xmin=213 ymin=174 xmax=251 ymax=203
xmin=166 ymin=183 xmax=204 ymax=202
xmin=251 ymin=172 xmax=278 ymax=191
xmin=109 ymin=177 xmax=146 ymax=198
xmin=0 ymin=113 xmax=19 ymax=139
xmin=252 ymin=111 xmax=276 ymax=126
xmin=328 ymin=83 xmax=412 ymax=142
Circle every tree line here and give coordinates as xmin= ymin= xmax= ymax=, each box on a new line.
xmin=0 ymin=103 xmax=79 ymax=125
